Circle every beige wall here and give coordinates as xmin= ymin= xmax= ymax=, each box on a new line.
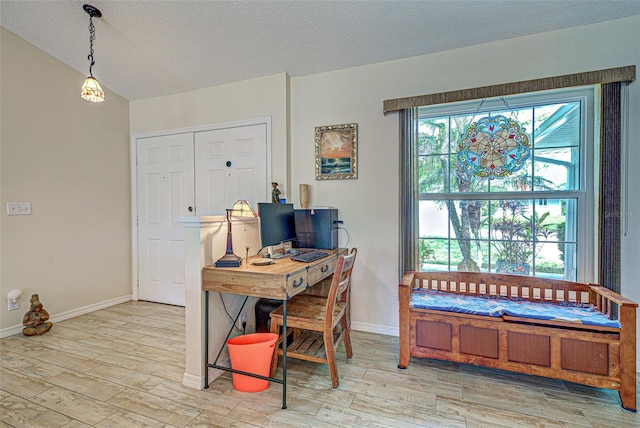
xmin=0 ymin=28 xmax=131 ymax=331
xmin=290 ymin=15 xmax=640 ymax=334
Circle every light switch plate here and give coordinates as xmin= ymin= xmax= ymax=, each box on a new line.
xmin=7 ymin=202 xmax=31 ymax=215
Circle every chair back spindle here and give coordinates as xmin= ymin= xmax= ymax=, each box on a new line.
xmin=269 ymin=247 xmax=358 ymax=389
xmin=325 ymin=249 xmax=357 ymax=323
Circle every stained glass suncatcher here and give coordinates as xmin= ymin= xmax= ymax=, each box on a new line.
xmin=457 ymin=114 xmax=531 ymax=179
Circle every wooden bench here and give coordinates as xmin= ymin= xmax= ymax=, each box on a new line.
xmin=398 ymin=271 xmax=638 ymax=411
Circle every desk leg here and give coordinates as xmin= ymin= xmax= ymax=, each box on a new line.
xmin=282 ymin=298 xmax=287 ymax=410
xmin=205 ymin=295 xmax=250 ymax=389
xmin=203 ymin=291 xmax=287 ymax=409
xmin=204 ymin=290 xmax=209 ymax=389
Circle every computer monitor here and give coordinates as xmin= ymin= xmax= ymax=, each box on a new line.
xmin=257 ymin=202 xmax=296 ymax=257
xmin=294 ymin=208 xmax=339 ymax=249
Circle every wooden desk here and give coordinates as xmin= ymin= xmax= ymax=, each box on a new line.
xmin=202 ymin=248 xmax=345 ymax=409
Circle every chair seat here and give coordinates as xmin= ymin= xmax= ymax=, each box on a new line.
xmin=270 ymin=295 xmax=347 ymax=330
xmin=269 ymin=248 xmax=357 ymax=388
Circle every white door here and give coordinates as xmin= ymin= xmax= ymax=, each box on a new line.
xmin=135 ymin=122 xmax=269 ymax=305
xmin=137 ymin=133 xmax=195 ymax=305
xmin=195 ymin=124 xmax=268 ymax=214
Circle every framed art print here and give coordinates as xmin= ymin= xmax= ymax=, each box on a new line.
xmin=315 ymin=123 xmax=358 ymax=180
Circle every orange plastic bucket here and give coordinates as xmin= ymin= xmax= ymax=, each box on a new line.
xmin=227 ymin=333 xmax=278 ymax=392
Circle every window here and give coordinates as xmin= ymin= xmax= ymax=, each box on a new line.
xmin=415 ymin=88 xmax=595 ymax=280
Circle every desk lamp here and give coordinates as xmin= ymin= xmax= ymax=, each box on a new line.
xmin=215 ymin=200 xmax=257 ymax=268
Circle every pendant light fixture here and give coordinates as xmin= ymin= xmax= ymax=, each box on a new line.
xmin=80 ymin=4 xmax=105 ymax=102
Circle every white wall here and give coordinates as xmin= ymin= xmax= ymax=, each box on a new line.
xmin=290 ymin=15 xmax=640 ymax=335
xmin=0 ymin=28 xmax=131 ymax=333
xmin=290 ymin=71 xmax=400 ymax=334
xmin=130 ymin=73 xmax=292 ymax=198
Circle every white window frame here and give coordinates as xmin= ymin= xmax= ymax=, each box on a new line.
xmin=415 ymin=87 xmax=597 ymax=282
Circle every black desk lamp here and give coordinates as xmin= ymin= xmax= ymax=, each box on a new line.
xmin=215 ymin=200 xmax=257 ymax=268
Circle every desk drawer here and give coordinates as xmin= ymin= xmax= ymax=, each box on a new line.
xmin=286 ymin=270 xmax=308 ymax=294
xmin=308 ymin=258 xmax=336 ymax=284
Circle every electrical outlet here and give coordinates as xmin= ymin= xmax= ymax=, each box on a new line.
xmin=237 ymin=312 xmax=247 ymax=330
xmin=7 ymin=298 xmax=19 ymax=311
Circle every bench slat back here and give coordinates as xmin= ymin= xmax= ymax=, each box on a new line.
xmin=413 ymin=271 xmax=591 ymax=304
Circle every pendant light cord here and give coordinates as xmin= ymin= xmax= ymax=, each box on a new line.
xmin=87 ymin=16 xmax=96 ymax=76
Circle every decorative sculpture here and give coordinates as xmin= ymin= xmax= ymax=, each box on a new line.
xmin=299 ymin=184 xmax=310 ymax=209
xmin=271 ymin=182 xmax=281 ymax=203
xmin=22 ymin=294 xmax=53 ymax=336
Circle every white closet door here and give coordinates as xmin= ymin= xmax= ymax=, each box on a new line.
xmin=195 ymin=124 xmax=268 ymax=214
xmin=137 ymin=133 xmax=195 ymax=305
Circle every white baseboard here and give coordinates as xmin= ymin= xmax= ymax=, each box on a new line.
xmin=183 ymin=361 xmax=228 ymax=390
xmin=182 ymin=373 xmax=204 ymax=389
xmin=0 ymin=294 xmax=132 ymax=339
xmin=351 ymin=321 xmax=398 ymax=337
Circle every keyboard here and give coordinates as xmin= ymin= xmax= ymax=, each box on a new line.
xmin=290 ymin=250 xmax=329 ymax=263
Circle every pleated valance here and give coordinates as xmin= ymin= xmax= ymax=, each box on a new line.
xmin=383 ymin=65 xmax=635 ymax=114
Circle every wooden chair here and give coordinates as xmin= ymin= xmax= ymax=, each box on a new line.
xmin=269 ymin=248 xmax=357 ymax=388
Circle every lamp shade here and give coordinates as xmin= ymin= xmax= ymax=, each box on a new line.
xmin=229 ymin=200 xmax=257 ymax=218
xmin=81 ymin=76 xmax=105 ymax=103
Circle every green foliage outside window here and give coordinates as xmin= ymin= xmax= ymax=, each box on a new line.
xmin=417 ymin=98 xmax=582 ymax=278
xmin=491 ymin=200 xmax=555 ymax=265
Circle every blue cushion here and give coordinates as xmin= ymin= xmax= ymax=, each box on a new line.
xmin=410 ymin=290 xmax=620 ymax=329
xmin=410 ymin=290 xmax=504 ymax=317
xmin=498 ymin=299 xmax=620 ymax=328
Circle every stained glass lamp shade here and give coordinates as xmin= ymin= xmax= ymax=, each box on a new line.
xmin=81 ymin=76 xmax=105 ymax=103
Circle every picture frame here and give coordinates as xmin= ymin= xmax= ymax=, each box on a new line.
xmin=315 ymin=123 xmax=358 ymax=180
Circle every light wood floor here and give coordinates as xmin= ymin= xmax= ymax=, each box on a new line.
xmin=1 ymin=301 xmax=639 ymax=427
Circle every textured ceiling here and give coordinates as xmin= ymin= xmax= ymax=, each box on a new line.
xmin=2 ymin=0 xmax=640 ymax=101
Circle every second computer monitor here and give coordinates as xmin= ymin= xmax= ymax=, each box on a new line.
xmin=294 ymin=208 xmax=338 ymax=250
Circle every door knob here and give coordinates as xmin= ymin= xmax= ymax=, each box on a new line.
xmin=188 ymin=206 xmax=194 ymax=212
